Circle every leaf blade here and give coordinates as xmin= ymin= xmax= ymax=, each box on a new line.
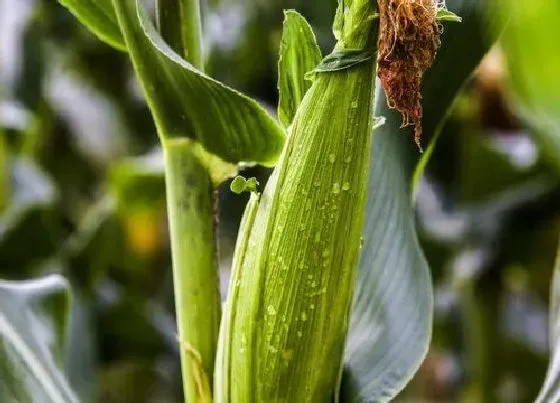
xmin=536 ymin=238 xmax=560 ymax=402
xmin=110 ymin=0 xmax=286 ymax=167
xmin=0 ymin=275 xmax=78 ymax=403
xmin=58 ymin=0 xmax=126 ymax=51
xmin=277 ymin=10 xmax=322 ymax=129
xmin=343 ymin=0 xmax=499 ymax=400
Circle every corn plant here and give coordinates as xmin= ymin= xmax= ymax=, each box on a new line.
xmin=1 ymin=0 xmax=560 ymax=402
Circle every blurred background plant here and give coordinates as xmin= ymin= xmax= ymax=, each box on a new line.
xmin=0 ymin=0 xmax=559 ymax=402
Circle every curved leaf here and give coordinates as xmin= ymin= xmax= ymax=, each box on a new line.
xmin=536 ymin=238 xmax=560 ymax=402
xmin=342 ymin=0 xmax=498 ymax=401
xmin=277 ymin=10 xmax=322 ymax=129
xmin=0 ymin=275 xmax=78 ymax=403
xmin=58 ymin=0 xmax=125 ymax=51
xmin=110 ymin=0 xmax=285 ymax=167
xmin=500 ymin=0 xmax=560 ymax=172
xmin=0 ymin=159 xmax=61 ymax=275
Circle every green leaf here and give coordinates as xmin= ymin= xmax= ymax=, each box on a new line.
xmin=0 ymin=275 xmax=78 ymax=403
xmin=500 ymin=0 xmax=560 ymax=173
xmin=58 ymin=0 xmax=126 ymax=51
xmin=0 ymin=159 xmax=61 ymax=275
xmin=342 ymin=0 xmax=499 ymax=401
xmin=536 ymin=238 xmax=560 ymax=402
xmin=65 ymin=288 xmax=98 ymax=403
xmin=277 ymin=10 xmax=322 ymax=129
xmin=109 ymin=150 xmax=166 ymax=210
xmin=230 ymin=176 xmax=259 ymax=194
xmin=62 ymin=197 xmax=120 ymax=288
xmin=311 ymin=50 xmax=374 ymax=75
xmin=110 ymin=0 xmax=286 ymax=168
xmin=436 ymin=9 xmax=462 ymax=22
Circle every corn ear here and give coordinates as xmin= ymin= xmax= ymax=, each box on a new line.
xmin=217 ymin=0 xmax=380 ymax=401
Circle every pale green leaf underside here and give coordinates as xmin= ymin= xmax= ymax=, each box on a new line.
xmin=343 ymin=0 xmax=497 ymax=401
xmin=58 ymin=0 xmax=125 ymax=51
xmin=277 ymin=10 xmax=322 ymax=129
xmin=0 ymin=275 xmax=78 ymax=403
xmin=536 ymin=239 xmax=560 ymax=402
xmin=110 ymin=0 xmax=285 ymax=167
xmin=342 ymin=86 xmax=433 ymax=402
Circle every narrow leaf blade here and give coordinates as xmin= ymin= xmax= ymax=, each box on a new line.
xmin=58 ymin=0 xmax=126 ymax=51
xmin=536 ymin=238 xmax=560 ymax=402
xmin=111 ymin=0 xmax=286 ymax=167
xmin=277 ymin=10 xmax=322 ymax=128
xmin=0 ymin=275 xmax=78 ymax=403
xmin=500 ymin=0 xmax=560 ymax=172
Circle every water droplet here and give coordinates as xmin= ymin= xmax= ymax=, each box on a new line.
xmin=351 ymin=100 xmax=359 ymax=109
xmin=342 ymin=182 xmax=351 ymax=191
xmin=310 ymin=304 xmax=315 ymax=310
xmin=282 ymin=349 xmax=294 ymax=361
xmin=297 ymin=331 xmax=303 ymax=338
xmin=301 ymin=312 xmax=307 ymax=321
xmin=314 ymin=231 xmax=321 ymax=242
xmin=345 ymin=155 xmax=353 ymax=163
xmin=267 ymin=305 xmax=277 ymax=316
xmin=328 ymin=154 xmax=336 ymax=163
xmin=332 ymin=183 xmax=341 ymax=194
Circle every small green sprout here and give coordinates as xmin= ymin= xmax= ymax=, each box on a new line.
xmin=230 ymin=176 xmax=260 ymax=194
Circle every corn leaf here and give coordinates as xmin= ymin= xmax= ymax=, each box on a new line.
xmin=536 ymin=238 xmax=560 ymax=402
xmin=0 ymin=275 xmax=78 ymax=403
xmin=342 ymin=0 xmax=498 ymax=401
xmin=501 ymin=1 xmax=560 ymax=400
xmin=58 ymin=0 xmax=125 ymax=51
xmin=500 ymin=0 xmax=560 ymax=173
xmin=0 ymin=159 xmax=61 ymax=273
xmin=58 ymin=0 xmax=286 ymax=168
xmin=109 ymin=0 xmax=285 ymax=167
xmin=277 ymin=10 xmax=322 ymax=129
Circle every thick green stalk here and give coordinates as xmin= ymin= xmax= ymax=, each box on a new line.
xmin=156 ymin=1 xmax=219 ymax=401
xmin=163 ymin=139 xmax=220 ymax=403
xmin=218 ymin=1 xmax=379 ymax=401
xmin=157 ymin=0 xmax=204 ymax=70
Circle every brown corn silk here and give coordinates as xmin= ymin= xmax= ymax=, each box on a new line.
xmin=377 ymin=0 xmax=442 ymax=150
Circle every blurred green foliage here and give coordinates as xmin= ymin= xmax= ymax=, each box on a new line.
xmin=0 ymin=0 xmax=559 ymax=402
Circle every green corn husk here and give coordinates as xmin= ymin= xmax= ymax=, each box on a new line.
xmin=217 ymin=0 xmax=379 ymax=401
